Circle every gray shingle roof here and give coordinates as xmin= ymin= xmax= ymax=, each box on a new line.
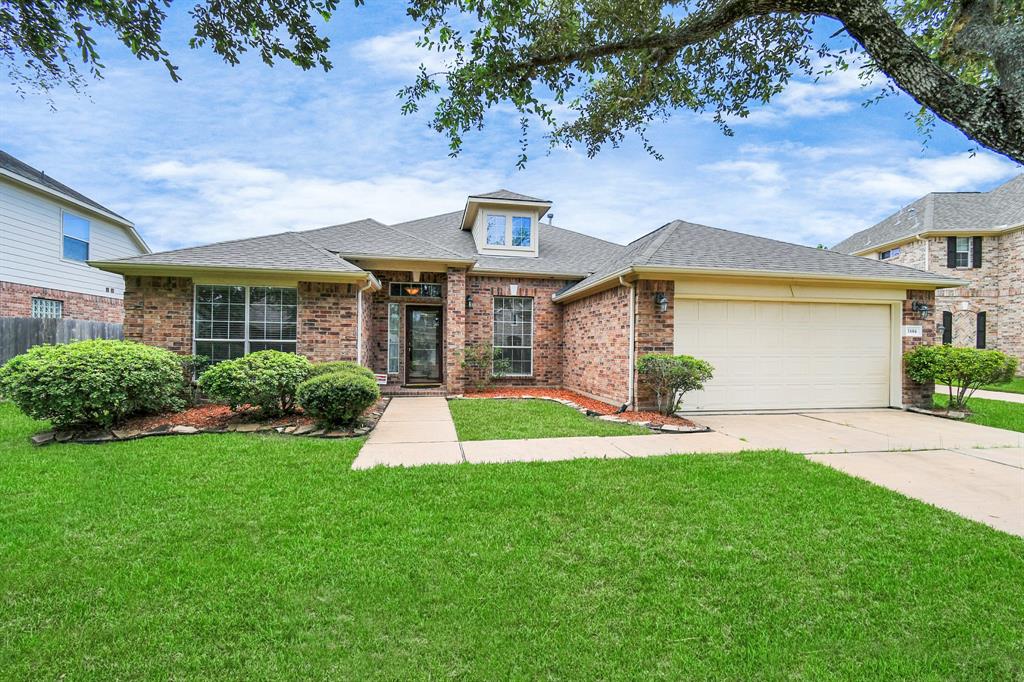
xmin=389 ymin=210 xmax=624 ymax=277
xmin=301 ymin=218 xmax=472 ymax=261
xmin=0 ymin=149 xmax=130 ymax=223
xmin=98 ymin=229 xmax=364 ymax=273
xmin=469 ymin=189 xmax=549 ymax=203
xmin=557 ymin=220 xmax=962 ymax=298
xmin=833 ymin=174 xmax=1024 ymax=254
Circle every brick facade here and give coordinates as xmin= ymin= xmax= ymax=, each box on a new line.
xmin=296 ymin=281 xmax=359 ymax=363
xmin=562 ymin=286 xmax=631 ymax=406
xmin=445 ymin=268 xmax=467 ymax=393
xmin=633 ymin=280 xmax=675 ymax=408
xmin=886 ymin=230 xmax=1024 ymax=369
xmin=364 ymin=270 xmax=448 ymax=383
xmin=1 ymin=281 xmax=124 ymax=323
xmin=123 ymin=276 xmax=193 ymax=353
xmin=463 ymin=275 xmax=569 ymax=390
xmin=902 ymin=289 xmax=937 ymax=408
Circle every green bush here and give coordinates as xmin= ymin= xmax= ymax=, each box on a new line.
xmin=636 ymin=353 xmax=715 ymax=415
xmin=308 ymin=360 xmax=376 ymax=381
xmin=198 ymin=350 xmax=312 ymax=415
xmin=297 ymin=371 xmax=381 ymax=428
xmin=458 ymin=342 xmax=513 ymax=391
xmin=905 ymin=345 xmax=1018 ymax=410
xmin=0 ymin=340 xmax=187 ymax=429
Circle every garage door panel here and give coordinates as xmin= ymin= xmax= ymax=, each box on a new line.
xmin=675 ymin=299 xmax=892 ymax=411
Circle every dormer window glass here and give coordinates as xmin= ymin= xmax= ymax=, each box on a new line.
xmin=511 ymin=216 xmax=532 ymax=247
xmin=487 ymin=214 xmax=507 ymax=245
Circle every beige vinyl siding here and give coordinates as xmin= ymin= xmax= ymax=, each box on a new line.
xmin=0 ymin=179 xmax=143 ymax=298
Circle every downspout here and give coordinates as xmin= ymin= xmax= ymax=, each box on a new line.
xmin=356 ymin=278 xmax=375 ymax=366
xmin=618 ymin=275 xmax=635 ymax=412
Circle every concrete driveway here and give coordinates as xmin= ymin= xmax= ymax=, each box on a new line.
xmin=698 ymin=410 xmax=1023 ymax=536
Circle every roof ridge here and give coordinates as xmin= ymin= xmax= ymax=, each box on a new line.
xmin=289 ymin=230 xmax=363 ymax=270
xmin=634 ymin=221 xmax=681 ymax=264
xmin=111 ymin=228 xmax=299 ymax=261
xmin=383 ymin=221 xmax=477 ymax=260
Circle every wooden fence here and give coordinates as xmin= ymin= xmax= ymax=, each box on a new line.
xmin=0 ymin=317 xmax=123 ymax=364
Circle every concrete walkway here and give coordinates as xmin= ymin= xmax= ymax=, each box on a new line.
xmin=353 ymin=397 xmax=464 ymax=469
xmin=937 ymin=385 xmax=1024 ymax=404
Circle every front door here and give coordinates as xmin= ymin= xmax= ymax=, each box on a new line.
xmin=406 ymin=306 xmax=442 ymax=384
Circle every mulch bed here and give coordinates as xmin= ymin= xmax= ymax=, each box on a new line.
xmin=460 ymin=387 xmax=702 ymax=431
xmin=31 ymin=398 xmax=390 ymax=446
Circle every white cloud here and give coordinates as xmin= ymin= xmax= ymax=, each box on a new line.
xmin=353 ymin=30 xmax=450 ymax=76
xmin=731 ymin=63 xmax=870 ymax=125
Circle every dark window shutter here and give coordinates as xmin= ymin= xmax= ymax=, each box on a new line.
xmin=977 ymin=312 xmax=986 ymax=348
xmin=942 ymin=311 xmax=953 ymax=344
xmin=946 ymin=237 xmax=957 ymax=268
xmin=972 ymin=236 xmax=983 ymax=268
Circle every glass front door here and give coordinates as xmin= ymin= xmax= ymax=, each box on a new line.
xmin=406 ymin=306 xmax=442 ymax=383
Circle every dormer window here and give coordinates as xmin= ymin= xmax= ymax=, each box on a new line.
xmin=487 ymin=214 xmax=507 ymax=245
xmin=511 ymin=217 xmax=532 ymax=247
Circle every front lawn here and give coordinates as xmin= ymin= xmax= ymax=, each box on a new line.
xmin=448 ymin=397 xmax=650 ymax=440
xmin=934 ymin=393 xmax=1024 ymax=432
xmin=2 ymin=402 xmax=1023 ymax=679
xmin=948 ymin=377 xmax=1024 ymax=394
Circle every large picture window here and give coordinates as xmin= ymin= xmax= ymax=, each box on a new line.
xmin=194 ymin=285 xmax=297 ymax=362
xmin=493 ymin=296 xmax=533 ymax=376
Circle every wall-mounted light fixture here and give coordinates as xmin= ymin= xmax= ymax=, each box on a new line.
xmin=654 ymin=292 xmax=669 ymax=313
xmin=911 ymin=300 xmax=932 ymax=318
xmin=465 ymin=294 xmax=473 ymax=310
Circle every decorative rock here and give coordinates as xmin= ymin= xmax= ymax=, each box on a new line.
xmin=31 ymin=431 xmax=55 ymax=445
xmin=112 ymin=428 xmax=143 ymax=440
xmin=283 ymin=426 xmax=297 ymax=434
xmin=170 ymin=425 xmax=199 ymax=434
xmin=257 ymin=424 xmax=276 ymax=431
xmin=78 ymin=430 xmax=114 ymax=442
xmin=353 ymin=427 xmax=370 ymax=435
xmin=235 ymin=423 xmax=261 ymax=433
xmin=323 ymin=430 xmax=349 ymax=438
xmin=598 ymin=415 xmax=623 ymax=422
xmin=660 ymin=424 xmax=684 ymax=432
xmin=55 ymin=431 xmax=75 ymax=442
xmin=292 ymin=424 xmax=316 ymax=435
xmin=309 ymin=429 xmax=326 ymax=437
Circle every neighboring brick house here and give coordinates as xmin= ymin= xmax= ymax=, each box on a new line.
xmin=834 ymin=175 xmax=1024 ymax=372
xmin=0 ymin=150 xmax=149 ymax=326
xmin=94 ymin=190 xmax=961 ymax=412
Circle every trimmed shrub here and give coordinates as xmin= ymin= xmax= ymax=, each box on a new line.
xmin=905 ymin=345 xmax=1017 ymax=410
xmin=0 ymin=339 xmax=187 ymax=429
xmin=308 ymin=360 xmax=376 ymax=381
xmin=198 ymin=350 xmax=312 ymax=415
xmin=458 ymin=342 xmax=512 ymax=391
xmin=297 ymin=371 xmax=381 ymax=428
xmin=636 ymin=353 xmax=715 ymax=415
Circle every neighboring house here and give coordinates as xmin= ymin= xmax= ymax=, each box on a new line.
xmin=93 ymin=190 xmax=961 ymax=412
xmin=0 ymin=150 xmax=150 ymax=323
xmin=834 ymin=176 xmax=1024 ymax=370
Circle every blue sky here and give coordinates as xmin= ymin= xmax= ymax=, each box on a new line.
xmin=1 ymin=5 xmax=1020 ymax=253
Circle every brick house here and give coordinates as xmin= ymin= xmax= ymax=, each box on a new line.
xmin=0 ymin=150 xmax=149 ymax=324
xmin=834 ymin=175 xmax=1024 ymax=371
xmin=93 ymin=190 xmax=961 ymax=412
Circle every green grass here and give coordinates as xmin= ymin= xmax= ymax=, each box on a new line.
xmin=448 ymin=398 xmax=650 ymax=440
xmin=2 ymin=402 xmax=1023 ymax=679
xmin=934 ymin=393 xmax=1024 ymax=432
xmin=980 ymin=376 xmax=1024 ymax=394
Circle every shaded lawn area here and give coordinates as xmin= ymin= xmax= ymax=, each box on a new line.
xmin=950 ymin=377 xmax=1024 ymax=395
xmin=2 ymin=403 xmax=1023 ymax=679
xmin=935 ymin=393 xmax=1024 ymax=432
xmin=449 ymin=398 xmax=650 ymax=440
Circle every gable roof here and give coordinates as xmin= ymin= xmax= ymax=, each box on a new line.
xmin=555 ymin=219 xmax=963 ymax=300
xmin=833 ymin=174 xmax=1024 ymax=254
xmin=93 ymin=229 xmax=365 ymax=276
xmin=301 ymin=218 xmax=473 ymax=262
xmin=469 ymin=189 xmax=549 ymax=203
xmin=0 ymin=149 xmax=150 ymax=252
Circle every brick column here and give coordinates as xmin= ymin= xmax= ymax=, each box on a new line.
xmin=445 ymin=267 xmax=467 ymax=393
xmin=902 ymin=289 xmax=936 ymax=408
xmin=122 ymin=276 xmax=193 ymax=353
xmin=633 ymin=280 xmax=675 ymax=409
xmin=297 ymin=281 xmax=359 ymax=362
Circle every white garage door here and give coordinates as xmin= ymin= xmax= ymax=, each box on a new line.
xmin=675 ymin=299 xmax=893 ymax=411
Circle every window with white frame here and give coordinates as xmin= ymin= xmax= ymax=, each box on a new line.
xmin=955 ymin=237 xmax=972 ymax=268
xmin=387 ymin=302 xmax=400 ymax=373
xmin=31 ymin=297 xmax=63 ymax=319
xmin=486 ymin=214 xmax=506 ymax=245
xmin=493 ymin=296 xmax=533 ymax=376
xmin=878 ymin=247 xmax=901 ymax=260
xmin=193 ymin=285 xmax=297 ymax=362
xmin=62 ymin=211 xmax=90 ymax=262
xmin=511 ymin=216 xmax=532 ymax=246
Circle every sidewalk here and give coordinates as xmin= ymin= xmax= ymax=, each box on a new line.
xmin=351 ymin=397 xmax=748 ymax=469
xmin=936 ymin=385 xmax=1024 ymax=404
